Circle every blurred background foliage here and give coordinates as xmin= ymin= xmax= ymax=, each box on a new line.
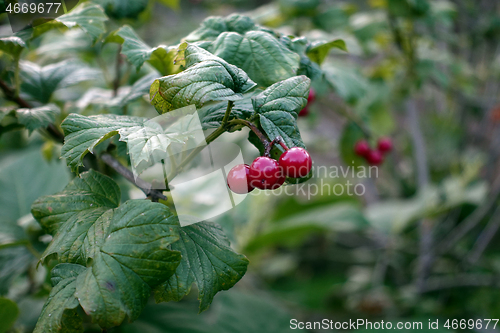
xmin=1 ymin=0 xmax=500 ymax=332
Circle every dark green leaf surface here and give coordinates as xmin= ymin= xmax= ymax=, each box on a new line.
xmin=95 ymin=0 xmax=149 ymax=20
xmin=209 ymin=31 xmax=301 ymax=87
xmin=75 ymin=200 xmax=181 ymax=328
xmin=20 ymin=60 xmax=101 ymax=104
xmin=31 ymin=170 xmax=120 ymax=236
xmin=0 ymin=37 xmax=26 ymax=58
xmin=154 ymin=222 xmax=249 ymax=312
xmin=306 ymin=39 xmax=347 ymax=64
xmin=16 ymin=104 xmax=60 ymax=134
xmin=150 ymin=43 xmax=256 ymax=114
xmin=251 ymin=75 xmax=310 ymax=148
xmin=61 ymin=114 xmax=185 ymax=173
xmin=197 ymin=96 xmax=255 ymax=129
xmin=184 ymin=14 xmax=259 ymax=42
xmin=32 ymin=3 xmax=108 ymax=42
xmin=112 ymin=25 xmax=179 ymax=74
xmin=33 ymin=264 xmax=86 ymax=333
xmin=0 ymin=297 xmax=19 ymax=333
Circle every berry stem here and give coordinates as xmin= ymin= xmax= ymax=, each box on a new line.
xmin=227 ymin=118 xmax=271 ymax=149
xmin=265 ymin=136 xmax=289 ymax=156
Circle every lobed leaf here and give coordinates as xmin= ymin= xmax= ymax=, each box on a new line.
xmin=251 ymin=75 xmax=310 ymax=148
xmin=31 ymin=170 xmax=120 ymax=236
xmin=33 ymin=264 xmax=86 ymax=333
xmin=150 ymin=43 xmax=256 ymax=114
xmin=20 ymin=60 xmax=101 ymax=104
xmin=32 ymin=3 xmax=108 ymax=42
xmin=209 ymin=30 xmax=301 ymax=87
xmin=75 ymin=200 xmax=181 ymax=328
xmin=154 ymin=222 xmax=249 ymax=312
xmin=61 ymin=113 xmax=186 ymax=173
xmin=184 ymin=14 xmax=259 ymax=42
xmin=0 ymin=36 xmax=26 ymax=58
xmin=306 ymin=39 xmax=348 ymax=65
xmin=16 ymin=104 xmax=60 ymax=134
xmin=111 ymin=25 xmax=180 ymax=74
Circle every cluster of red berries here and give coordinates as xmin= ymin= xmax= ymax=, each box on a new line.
xmin=354 ymin=137 xmax=393 ymax=165
xmin=227 ymin=146 xmax=312 ymax=194
xmin=299 ymin=88 xmax=315 ymax=117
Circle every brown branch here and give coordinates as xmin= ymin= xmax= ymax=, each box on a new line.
xmin=0 ymin=78 xmax=31 ymax=108
xmin=100 ymin=152 xmax=167 ymax=202
xmin=0 ymin=78 xmax=66 ymax=142
xmin=228 ymin=118 xmax=270 ymax=147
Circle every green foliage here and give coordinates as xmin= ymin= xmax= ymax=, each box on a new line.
xmin=209 ymin=30 xmax=301 ymax=87
xmin=150 ymin=43 xmax=256 ymax=114
xmin=20 ymin=60 xmax=100 ymax=104
xmin=109 ymin=25 xmax=179 ymax=74
xmin=0 ymin=297 xmax=19 ymax=333
xmin=16 ymin=105 xmax=60 ymax=134
xmin=0 ymin=37 xmax=26 ymax=59
xmin=155 ymin=222 xmax=249 ymax=312
xmin=33 ymin=264 xmax=85 ymax=333
xmin=31 ymin=3 xmax=108 ymax=42
xmin=252 ymin=75 xmax=310 ymax=149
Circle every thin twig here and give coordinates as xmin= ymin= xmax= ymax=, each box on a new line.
xmin=100 ymin=152 xmax=167 ymax=202
xmin=437 ymin=185 xmax=500 ymax=255
xmin=0 ymin=78 xmax=31 ymax=108
xmin=421 ymin=274 xmax=500 ymax=293
xmin=465 ymin=205 xmax=500 ymax=265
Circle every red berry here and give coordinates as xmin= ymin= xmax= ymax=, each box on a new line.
xmin=298 ymin=106 xmax=309 ymax=117
xmin=366 ymin=150 xmax=384 ymax=165
xmin=227 ymin=164 xmax=253 ymax=194
xmin=354 ymin=140 xmax=370 ymax=157
xmin=377 ymin=137 xmax=393 ymax=153
xmin=279 ymin=147 xmax=312 ymax=178
xmin=307 ymin=88 xmax=316 ymax=104
xmin=270 ymin=173 xmax=286 ymax=190
xmin=249 ymin=157 xmax=283 ymax=190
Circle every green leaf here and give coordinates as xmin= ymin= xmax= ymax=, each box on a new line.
xmin=150 ymin=43 xmax=256 ymax=114
xmin=60 ymin=113 xmax=186 ymax=173
xmin=34 ymin=264 xmax=86 ymax=333
xmin=251 ymin=75 xmax=310 ymax=148
xmin=306 ymin=39 xmax=347 ymax=64
xmin=0 ymin=297 xmax=19 ymax=333
xmin=31 ymin=170 xmax=121 ymax=236
xmin=32 ymin=3 xmax=108 ymax=42
xmin=75 ymin=200 xmax=181 ymax=328
xmin=95 ymin=0 xmax=149 ymax=20
xmin=1 ymin=148 xmax=70 ymax=222
xmin=0 ymin=36 xmax=26 ymax=58
xmin=184 ymin=14 xmax=258 ymax=42
xmin=154 ymin=222 xmax=249 ymax=312
xmin=209 ymin=30 xmax=301 ymax=87
xmin=16 ymin=104 xmax=60 ymax=134
xmin=20 ymin=60 xmax=101 ymax=104
xmin=197 ymin=96 xmax=255 ymax=129
xmin=111 ymin=25 xmax=179 ymax=75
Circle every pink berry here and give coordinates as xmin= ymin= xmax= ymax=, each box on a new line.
xmin=377 ymin=137 xmax=393 ymax=153
xmin=354 ymin=140 xmax=371 ymax=157
xmin=227 ymin=164 xmax=254 ymax=194
xmin=366 ymin=150 xmax=384 ymax=165
xmin=279 ymin=147 xmax=312 ymax=178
